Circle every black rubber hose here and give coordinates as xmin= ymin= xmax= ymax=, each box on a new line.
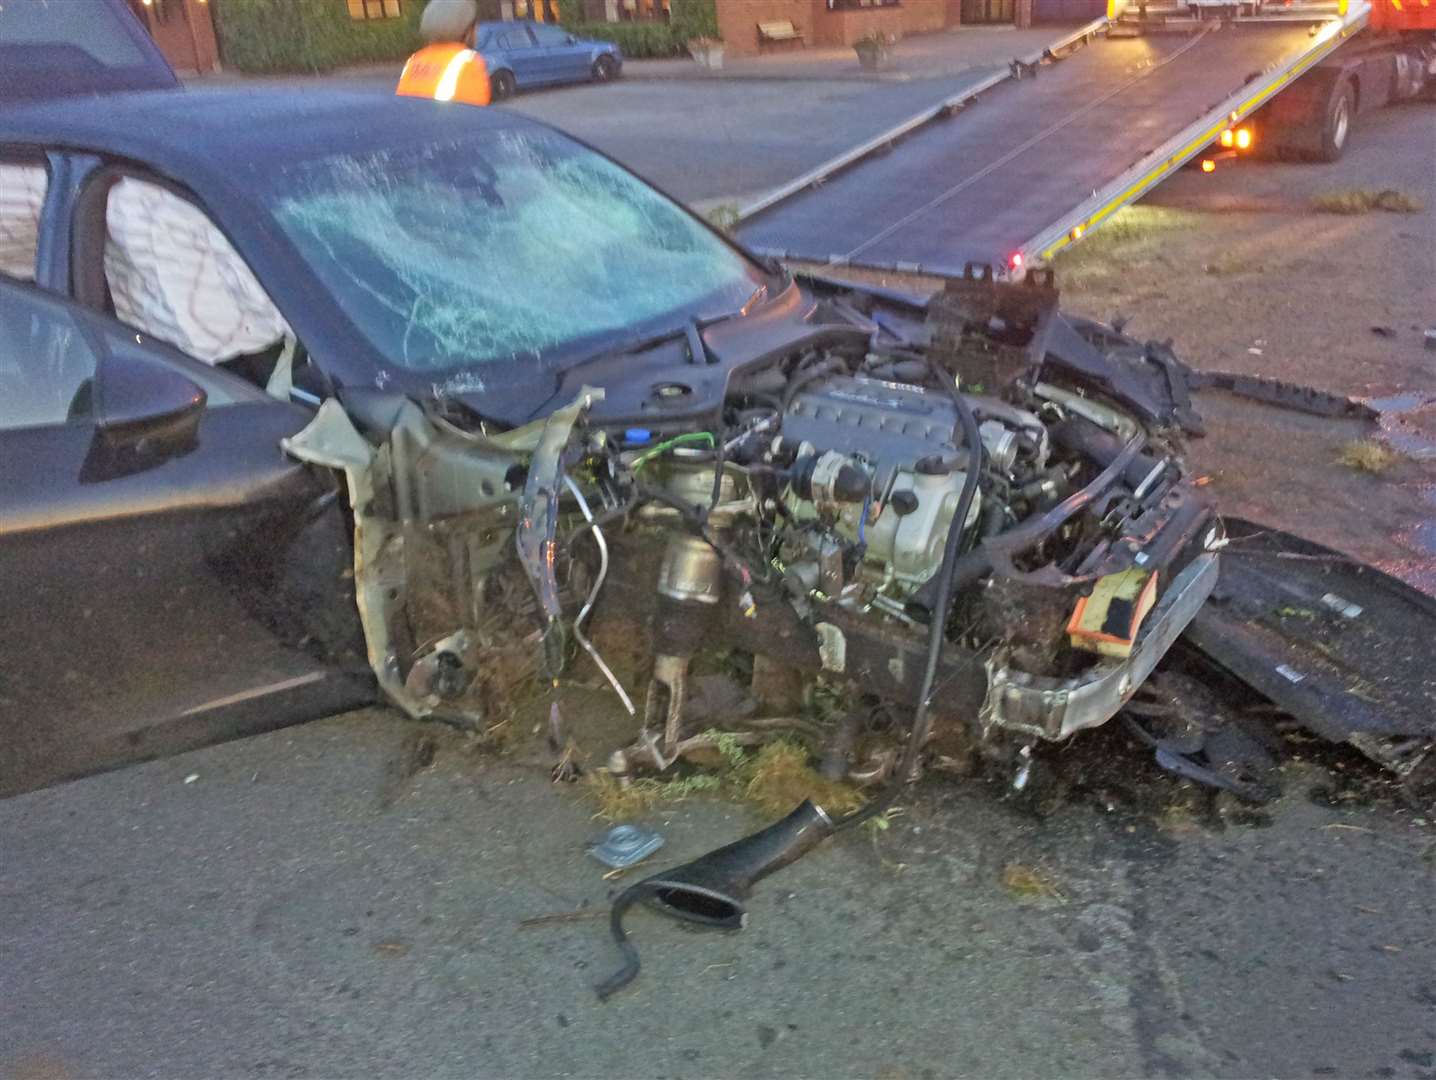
xmin=831 ymin=362 xmax=985 ymax=832
xmin=780 ymin=355 xmax=845 ymax=413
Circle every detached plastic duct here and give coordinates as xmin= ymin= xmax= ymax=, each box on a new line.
xmin=596 ymin=800 xmax=834 ymax=999
xmin=104 ymin=178 xmax=289 ymax=365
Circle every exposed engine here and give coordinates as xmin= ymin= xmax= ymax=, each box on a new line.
xmin=286 ymin=268 xmax=1221 ymax=793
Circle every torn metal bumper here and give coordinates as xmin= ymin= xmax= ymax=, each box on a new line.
xmin=980 ymin=552 xmax=1220 ymax=741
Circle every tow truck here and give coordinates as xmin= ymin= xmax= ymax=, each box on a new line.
xmin=735 ymin=0 xmax=1436 ymax=277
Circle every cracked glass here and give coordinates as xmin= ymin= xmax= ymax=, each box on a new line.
xmin=266 ymin=128 xmax=764 ymax=381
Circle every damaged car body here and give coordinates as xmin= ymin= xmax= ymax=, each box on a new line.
xmin=283 ymin=255 xmax=1223 ymax=786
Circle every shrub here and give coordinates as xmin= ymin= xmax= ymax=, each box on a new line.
xmin=566 ymin=21 xmax=684 ymax=57
xmin=669 ymin=0 xmax=719 ymax=41
xmin=212 ymin=0 xmax=423 ymax=74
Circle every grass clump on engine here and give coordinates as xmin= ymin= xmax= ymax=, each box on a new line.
xmin=587 ymin=770 xmax=725 ymax=821
xmin=586 ymin=734 xmax=865 ymax=820
xmin=742 ymin=741 xmax=867 ymax=817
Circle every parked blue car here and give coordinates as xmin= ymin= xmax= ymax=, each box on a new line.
xmin=473 ymin=20 xmax=623 ymax=99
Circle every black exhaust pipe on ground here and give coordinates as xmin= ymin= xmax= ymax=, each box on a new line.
xmin=595 ymin=799 xmax=834 ymax=1000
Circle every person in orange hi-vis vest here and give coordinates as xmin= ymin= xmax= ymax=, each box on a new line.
xmin=396 ymin=0 xmax=491 ymax=107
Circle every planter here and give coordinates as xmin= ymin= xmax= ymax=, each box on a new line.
xmin=688 ymin=41 xmax=725 ymax=69
xmin=853 ymin=41 xmax=887 ymax=70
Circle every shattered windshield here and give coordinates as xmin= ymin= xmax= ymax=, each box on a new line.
xmin=265 ymin=127 xmax=765 ymax=378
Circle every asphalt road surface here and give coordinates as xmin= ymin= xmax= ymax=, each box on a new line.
xmin=3 ymin=709 xmax=1434 ymax=1079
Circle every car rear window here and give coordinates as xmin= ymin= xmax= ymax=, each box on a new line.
xmin=0 ymin=0 xmax=177 ymax=102
xmin=0 ymin=0 xmax=149 ymax=65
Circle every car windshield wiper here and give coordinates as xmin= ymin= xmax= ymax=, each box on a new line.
xmin=558 ymin=289 xmax=768 ymax=384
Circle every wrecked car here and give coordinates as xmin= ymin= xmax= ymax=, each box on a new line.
xmin=0 ymin=59 xmax=1224 ymax=796
xmin=3 ymin=8 xmax=1430 ymax=819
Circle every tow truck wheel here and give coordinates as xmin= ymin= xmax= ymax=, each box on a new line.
xmin=1316 ymin=79 xmax=1355 ymax=163
xmin=490 ymin=69 xmax=516 ymax=101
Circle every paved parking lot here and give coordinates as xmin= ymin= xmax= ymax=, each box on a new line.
xmin=249 ymin=26 xmax=1063 ymax=208
xmin=506 ymin=74 xmax=998 ymax=206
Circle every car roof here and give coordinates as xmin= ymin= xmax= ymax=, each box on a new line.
xmin=0 ymin=86 xmax=542 ymax=184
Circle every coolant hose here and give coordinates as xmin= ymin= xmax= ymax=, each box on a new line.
xmin=832 ymin=361 xmax=984 ymax=832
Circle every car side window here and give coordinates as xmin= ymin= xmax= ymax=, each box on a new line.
xmin=0 ymin=284 xmax=100 ymax=431
xmin=100 ymin=175 xmax=291 ymax=368
xmin=499 ymin=29 xmax=535 ymax=49
xmin=0 ymin=160 xmax=49 ymax=283
xmin=531 ymin=25 xmax=571 ymax=46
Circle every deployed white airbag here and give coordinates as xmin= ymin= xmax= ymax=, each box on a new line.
xmin=0 ymin=163 xmax=47 ymax=281
xmin=104 ymin=177 xmax=289 ymax=364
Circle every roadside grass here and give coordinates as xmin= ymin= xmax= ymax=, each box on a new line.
xmin=1336 ymin=438 xmax=1399 ymax=473
xmin=1311 ymin=189 xmax=1425 ymax=215
xmin=1051 ymin=206 xmax=1196 ymax=289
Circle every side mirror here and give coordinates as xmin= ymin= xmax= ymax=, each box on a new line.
xmin=80 ymin=345 xmax=206 ymax=482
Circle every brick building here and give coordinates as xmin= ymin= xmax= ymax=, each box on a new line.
xmin=125 ymin=0 xmax=221 ymax=73
xmin=575 ymin=0 xmax=1103 ymax=57
xmin=718 ymin=0 xmax=959 ymax=53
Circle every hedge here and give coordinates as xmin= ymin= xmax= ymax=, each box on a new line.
xmin=556 ymin=0 xmax=586 ymax=27
xmin=212 ymin=0 xmax=424 ymax=74
xmin=668 ymin=0 xmax=719 ymax=42
xmin=565 ymin=21 xmax=685 ymax=56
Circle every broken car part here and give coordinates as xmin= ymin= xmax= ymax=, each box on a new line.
xmin=284 ymin=269 xmax=1219 ymax=768
xmin=1182 ymin=519 xmax=1436 ymax=788
xmin=1124 ymin=670 xmax=1280 ymax=803
xmin=597 ymin=800 xmax=834 ymax=1000
xmin=1181 ymin=368 xmax=1380 ymax=422
xmin=588 ymin=824 xmax=665 ymax=869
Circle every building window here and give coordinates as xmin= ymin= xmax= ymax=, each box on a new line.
xmin=347 ymin=0 xmax=404 ymax=19
xmin=826 ymin=0 xmax=900 ymax=8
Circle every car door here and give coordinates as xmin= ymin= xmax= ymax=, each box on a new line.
xmin=0 ymin=278 xmax=371 ymax=797
xmin=497 ymin=25 xmax=546 ymax=87
xmin=529 ymin=22 xmax=589 ymax=83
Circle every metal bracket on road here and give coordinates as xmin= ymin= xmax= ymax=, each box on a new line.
xmin=1184 ymin=368 xmax=1379 ymax=420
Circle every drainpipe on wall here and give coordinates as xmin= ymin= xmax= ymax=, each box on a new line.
xmin=182 ymin=0 xmax=205 ymax=71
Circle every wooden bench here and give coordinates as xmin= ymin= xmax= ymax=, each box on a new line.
xmin=757 ymin=18 xmax=805 ymax=47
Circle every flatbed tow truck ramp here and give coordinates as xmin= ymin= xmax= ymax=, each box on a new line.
xmin=736 ymin=2 xmax=1374 ymax=276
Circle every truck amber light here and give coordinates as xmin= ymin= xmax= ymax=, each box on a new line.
xmin=1201 ymin=158 xmax=1217 ymax=173
xmin=1235 ymin=127 xmax=1253 ymax=150
xmin=1070 ymin=225 xmax=1084 ymax=241
xmin=1220 ymin=129 xmax=1235 ymax=148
